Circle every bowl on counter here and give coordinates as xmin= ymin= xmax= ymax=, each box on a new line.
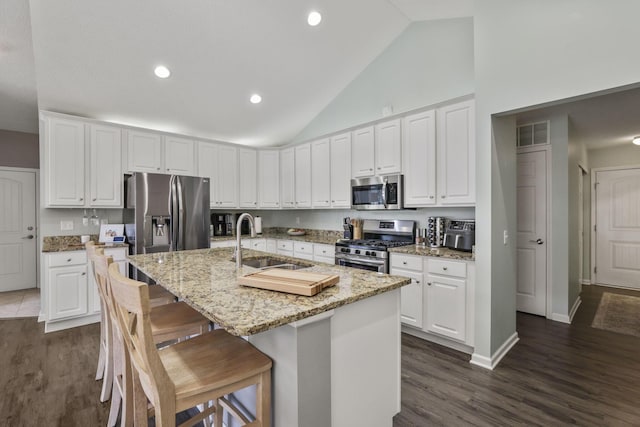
xmin=287 ymin=228 xmax=306 ymax=236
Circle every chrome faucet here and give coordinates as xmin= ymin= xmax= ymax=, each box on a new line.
xmin=235 ymin=213 xmax=257 ymax=269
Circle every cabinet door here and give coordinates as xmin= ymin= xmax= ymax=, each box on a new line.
xmin=436 ymin=100 xmax=475 ymax=205
xmin=352 ymin=126 xmax=375 ymax=178
xmin=45 ymin=118 xmax=85 ymax=206
xmin=217 ymin=145 xmax=238 ymax=208
xmin=425 ymin=274 xmax=466 ymax=341
xmin=89 ymin=124 xmax=122 ymax=207
xmin=258 ymin=150 xmax=280 ymax=208
xmin=48 ymin=265 xmax=88 ymax=320
xmin=330 ymin=132 xmax=351 ymax=208
xmin=394 ymin=269 xmax=423 ymax=329
xmin=375 ymin=119 xmax=402 ymax=175
xmin=311 ymin=139 xmax=331 ymax=208
xmin=127 ymin=130 xmax=163 ymax=173
xmin=280 ymin=148 xmax=295 ymax=208
xmin=197 ymin=141 xmax=219 ymax=208
xmin=294 ymin=143 xmax=311 ymax=208
xmin=266 ymin=239 xmax=277 ymax=253
xmin=239 ymin=148 xmax=258 ymax=208
xmin=165 ymin=136 xmax=195 ymax=175
xmin=403 ymin=111 xmax=436 ymax=207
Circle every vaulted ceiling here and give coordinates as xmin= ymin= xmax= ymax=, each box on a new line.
xmin=0 ymin=0 xmax=473 ymax=146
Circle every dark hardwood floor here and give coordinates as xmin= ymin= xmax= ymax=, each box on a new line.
xmin=1 ymin=285 xmax=638 ymax=426
xmin=394 ymin=285 xmax=640 ymax=426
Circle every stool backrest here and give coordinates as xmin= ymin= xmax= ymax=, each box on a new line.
xmin=107 ymin=263 xmax=174 ymax=403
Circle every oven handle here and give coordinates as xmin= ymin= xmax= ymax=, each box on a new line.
xmin=335 ymin=253 xmax=386 ymax=266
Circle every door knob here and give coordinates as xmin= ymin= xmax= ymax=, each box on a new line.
xmin=27 ymin=226 xmax=34 ymax=230
xmin=529 ymin=238 xmax=544 ymax=245
xmin=22 ymin=235 xmax=34 ymax=239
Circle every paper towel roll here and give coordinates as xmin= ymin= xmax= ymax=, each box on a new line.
xmin=254 ymin=216 xmax=262 ymax=234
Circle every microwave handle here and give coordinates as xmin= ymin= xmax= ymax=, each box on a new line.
xmin=382 ymin=178 xmax=388 ymax=209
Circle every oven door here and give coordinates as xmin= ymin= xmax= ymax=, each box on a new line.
xmin=335 ymin=253 xmax=387 ymax=273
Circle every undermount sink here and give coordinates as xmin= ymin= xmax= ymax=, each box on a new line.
xmin=241 ymin=256 xmax=312 ymax=270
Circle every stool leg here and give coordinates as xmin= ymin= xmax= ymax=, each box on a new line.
xmin=256 ymin=371 xmax=271 ymax=427
xmin=96 ymin=309 xmax=106 ymax=381
xmin=100 ymin=309 xmax=113 ymax=402
xmin=214 ymin=399 xmax=223 ymax=427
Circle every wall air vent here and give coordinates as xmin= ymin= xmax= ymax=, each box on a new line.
xmin=517 ymin=121 xmax=550 ymax=147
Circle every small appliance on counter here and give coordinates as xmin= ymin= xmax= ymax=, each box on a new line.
xmin=443 ymin=219 xmax=475 ymax=252
xmin=426 ymin=217 xmax=447 ymax=248
xmin=211 ymin=213 xmax=234 ymax=236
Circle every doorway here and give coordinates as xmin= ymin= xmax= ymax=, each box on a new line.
xmin=0 ymin=168 xmax=38 ymax=292
xmin=592 ymin=166 xmax=640 ymax=290
xmin=516 ymin=146 xmax=550 ymax=316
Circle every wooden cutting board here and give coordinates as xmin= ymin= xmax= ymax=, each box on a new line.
xmin=238 ymin=268 xmax=339 ymax=296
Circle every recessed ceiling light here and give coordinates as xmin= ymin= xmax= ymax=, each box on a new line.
xmin=633 ymin=136 xmax=640 ymax=145
xmin=307 ymin=11 xmax=322 ymax=26
xmin=154 ymin=65 xmax=171 ymax=79
xmin=250 ymin=94 xmax=262 ymax=104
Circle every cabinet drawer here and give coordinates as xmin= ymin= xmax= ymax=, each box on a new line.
xmin=276 ymin=240 xmax=293 ymax=251
xmin=104 ymin=247 xmax=127 ymax=262
xmin=427 ymin=258 xmax=466 ymax=278
xmin=293 ymin=241 xmax=313 ymax=255
xmin=313 ymin=244 xmax=334 ymax=258
xmin=390 ymin=254 xmax=423 ymax=272
xmin=48 ymin=251 xmax=87 ymax=267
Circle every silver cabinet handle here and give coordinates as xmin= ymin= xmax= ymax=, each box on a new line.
xmin=369 ymin=168 xmax=373 ymax=171
xmin=441 ymin=195 xmax=446 ymax=199
xmin=22 ymin=235 xmax=34 ymax=239
xmin=157 ymin=167 xmax=161 ymax=171
xmin=443 ymin=266 xmax=448 ymax=271
xmin=79 ymin=198 xmax=83 ymax=201
xmin=416 ymin=280 xmax=420 ymax=284
xmin=529 ymin=238 xmax=544 ymax=245
xmin=92 ymin=198 xmax=97 ymax=201
xmin=27 ymin=226 xmax=34 ymax=230
xmin=67 ymin=258 xmax=72 ymax=262
xmin=429 ymin=196 xmax=434 ymax=199
xmin=81 ymin=272 xmax=86 ymax=276
xmin=427 ymin=282 xmax=432 ymax=286
xmin=402 ymin=261 xmax=407 ymax=265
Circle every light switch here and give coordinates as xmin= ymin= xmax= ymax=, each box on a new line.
xmin=60 ymin=220 xmax=74 ymax=231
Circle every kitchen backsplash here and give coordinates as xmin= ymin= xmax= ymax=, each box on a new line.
xmin=39 ymin=208 xmax=125 ymax=237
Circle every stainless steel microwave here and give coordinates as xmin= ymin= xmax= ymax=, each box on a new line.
xmin=351 ymin=174 xmax=403 ymax=210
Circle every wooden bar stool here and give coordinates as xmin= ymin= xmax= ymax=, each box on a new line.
xmin=108 ymin=263 xmax=273 ymax=427
xmin=86 ymin=241 xmax=177 ymax=403
xmin=93 ymin=250 xmax=211 ymax=426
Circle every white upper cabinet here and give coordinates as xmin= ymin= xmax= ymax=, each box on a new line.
xmin=258 ymin=150 xmax=280 ymax=208
xmin=436 ymin=99 xmax=475 ymax=205
xmin=375 ymin=118 xmax=402 ymax=175
xmin=44 ymin=117 xmax=86 ymax=207
xmin=294 ymin=143 xmax=312 ymax=208
xmin=128 ymin=132 xmax=196 ymax=176
xmin=403 ymin=110 xmax=436 ymax=207
xmin=88 ymin=124 xmax=122 ymax=207
xmin=197 ymin=142 xmax=238 ymax=208
xmin=127 ymin=130 xmax=163 ymax=173
xmin=280 ymin=147 xmax=295 ymax=209
xmin=165 ymin=136 xmax=196 ymax=175
xmin=311 ymin=138 xmax=331 ymax=208
xmin=239 ymin=148 xmax=258 ymax=208
xmin=330 ymin=132 xmax=351 ymax=208
xmin=43 ymin=115 xmax=123 ymax=208
xmin=351 ymin=126 xmax=375 ymax=178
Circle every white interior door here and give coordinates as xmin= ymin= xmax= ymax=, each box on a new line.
xmin=595 ymin=168 xmax=640 ymax=289
xmin=0 ymin=170 xmax=37 ymax=292
xmin=516 ymin=150 xmax=547 ymax=316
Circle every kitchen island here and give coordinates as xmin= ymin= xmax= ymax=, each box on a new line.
xmin=128 ymin=247 xmax=410 ymax=427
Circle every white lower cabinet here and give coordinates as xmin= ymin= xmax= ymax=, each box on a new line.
xmin=275 ymin=239 xmax=294 ymax=256
xmin=391 ymin=253 xmax=474 ymax=350
xmin=43 ymin=247 xmax=128 ymax=332
xmin=293 ymin=241 xmax=313 ymax=261
xmin=313 ymin=243 xmax=335 ymax=264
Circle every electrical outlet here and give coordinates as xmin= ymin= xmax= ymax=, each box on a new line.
xmin=60 ymin=220 xmax=74 ymax=231
xmin=296 ymin=217 xmax=300 ymax=225
xmin=503 ymin=230 xmax=509 ymax=245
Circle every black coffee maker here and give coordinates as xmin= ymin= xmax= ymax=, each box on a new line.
xmin=211 ymin=213 xmax=233 ymax=236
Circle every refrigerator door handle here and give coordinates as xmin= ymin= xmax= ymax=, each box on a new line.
xmin=169 ymin=175 xmax=179 ymax=251
xmin=176 ymin=177 xmax=185 ymax=251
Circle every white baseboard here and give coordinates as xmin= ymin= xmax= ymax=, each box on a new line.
xmin=550 ymin=296 xmax=582 ymax=324
xmin=470 ymin=332 xmax=519 ymax=370
xmin=402 ymin=326 xmax=473 ymax=354
xmin=581 ymin=279 xmax=591 ymax=286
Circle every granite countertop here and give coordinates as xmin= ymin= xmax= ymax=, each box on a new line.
xmin=42 ymin=235 xmax=128 ymax=252
xmin=210 ymin=227 xmax=342 ymax=246
xmin=388 ymin=245 xmax=475 ymax=261
xmin=127 ymin=248 xmax=410 ymax=336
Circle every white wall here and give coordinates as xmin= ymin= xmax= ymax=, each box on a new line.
xmin=474 ymin=0 xmax=640 ymax=360
xmin=39 ymin=208 xmax=124 ymax=237
xmin=293 ymin=18 xmax=474 ymax=143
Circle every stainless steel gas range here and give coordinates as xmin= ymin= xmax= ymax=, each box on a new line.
xmin=335 ymin=219 xmax=415 ymax=273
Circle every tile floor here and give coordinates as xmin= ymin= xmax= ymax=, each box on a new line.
xmin=0 ymin=288 xmax=40 ymax=318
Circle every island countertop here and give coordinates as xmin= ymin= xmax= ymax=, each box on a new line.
xmin=127 ymin=248 xmax=410 ymax=336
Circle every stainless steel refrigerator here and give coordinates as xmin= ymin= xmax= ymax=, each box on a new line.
xmin=124 ymin=173 xmax=210 ymax=257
